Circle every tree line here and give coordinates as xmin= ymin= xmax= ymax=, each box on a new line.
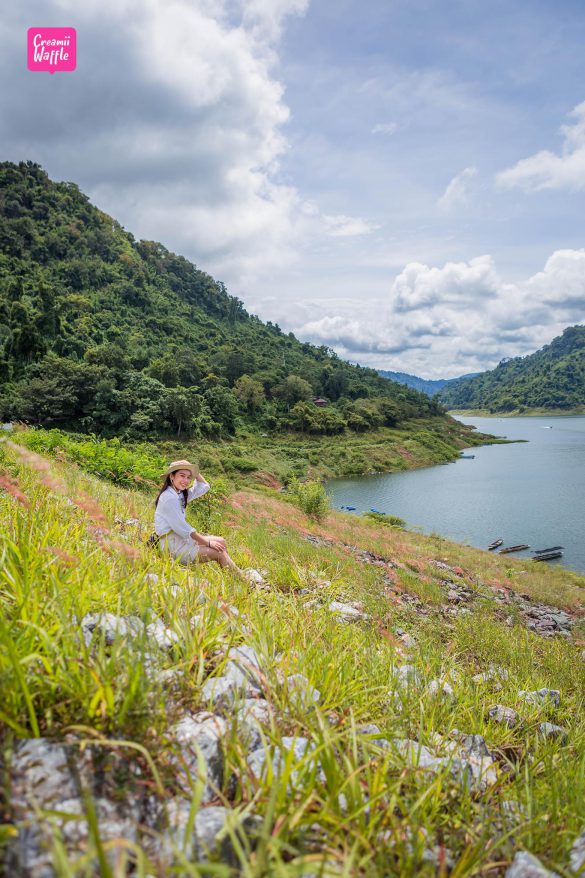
xmin=0 ymin=161 xmax=444 ymax=438
xmin=438 ymin=325 xmax=585 ymax=412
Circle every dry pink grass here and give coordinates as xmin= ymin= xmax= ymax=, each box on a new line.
xmin=231 ymin=488 xmax=585 ymax=612
xmin=0 ymin=473 xmax=30 ymax=508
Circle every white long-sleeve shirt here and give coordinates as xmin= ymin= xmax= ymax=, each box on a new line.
xmin=154 ymin=481 xmax=210 ymax=539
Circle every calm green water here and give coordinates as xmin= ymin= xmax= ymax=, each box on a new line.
xmin=327 ymin=416 xmax=585 ymax=575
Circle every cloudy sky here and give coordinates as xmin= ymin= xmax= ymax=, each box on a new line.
xmin=3 ymin=0 xmax=585 ymax=377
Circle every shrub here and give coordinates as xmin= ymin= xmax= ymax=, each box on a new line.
xmin=187 ymin=476 xmax=230 ymax=533
xmin=224 ymin=456 xmax=257 ymax=473
xmin=289 ymin=478 xmax=330 ymax=522
xmin=16 ymin=429 xmax=166 ymax=486
xmin=362 ymin=510 xmax=405 ymax=528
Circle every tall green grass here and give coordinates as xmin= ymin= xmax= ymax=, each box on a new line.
xmin=1 ymin=440 xmax=585 ymax=875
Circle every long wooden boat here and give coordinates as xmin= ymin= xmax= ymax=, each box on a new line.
xmin=499 ymin=544 xmax=530 ymax=554
xmin=533 ymin=550 xmax=563 ymax=562
xmin=534 ymin=546 xmax=564 ymax=554
xmin=488 ymin=538 xmax=503 ymax=550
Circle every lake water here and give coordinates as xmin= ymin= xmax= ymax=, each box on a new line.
xmin=326 ymin=416 xmax=585 ymax=575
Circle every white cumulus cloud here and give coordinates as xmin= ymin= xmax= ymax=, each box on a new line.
xmin=437 ymin=167 xmax=478 ymax=213
xmin=240 ymin=0 xmax=310 ymax=42
xmin=496 ymin=101 xmax=585 ymax=192
xmin=290 ymin=250 xmax=585 ymax=377
xmin=392 ymin=254 xmax=500 ymax=312
xmin=0 ymin=0 xmax=310 ymax=286
xmin=322 ymin=214 xmax=380 ymax=237
xmin=371 ymin=122 xmax=398 ymax=135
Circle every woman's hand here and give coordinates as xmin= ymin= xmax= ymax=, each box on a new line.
xmin=193 ymin=532 xmax=226 ymax=552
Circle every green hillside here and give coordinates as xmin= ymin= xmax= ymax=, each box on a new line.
xmin=438 ymin=326 xmax=585 ymax=413
xmin=1 ymin=437 xmax=585 ymax=876
xmin=0 ymin=160 xmax=446 ymax=440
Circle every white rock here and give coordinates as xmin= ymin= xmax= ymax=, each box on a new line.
xmin=463 ymin=755 xmax=498 ymax=792
xmin=570 ymin=830 xmax=585 ymax=873
xmin=163 ymin=802 xmax=259 ymax=865
xmin=518 ymin=689 xmax=560 ymax=709
xmin=392 ymin=739 xmax=437 ymax=769
xmin=538 ymin=722 xmax=568 ymax=742
xmin=247 ymin=736 xmax=323 ymax=785
xmin=146 ymin=618 xmax=179 ymax=650
xmin=426 ymin=731 xmax=460 ymax=756
xmin=201 ymin=675 xmax=240 ymax=710
xmin=236 ymin=699 xmax=273 ymax=753
xmin=172 ymin=713 xmax=227 ymax=801
xmin=224 ymin=645 xmax=264 ymax=689
xmin=329 ymin=600 xmax=369 ymax=621
xmin=357 ymin=723 xmax=383 ymax=736
xmin=390 ymin=739 xmax=497 ymax=792
xmin=59 ymin=796 xmax=139 ymax=852
xmin=505 ymin=850 xmax=560 ymax=877
xmin=80 ymin=612 xmax=144 ymax=647
xmin=458 ymin=734 xmax=491 ymax=759
xmin=488 ymin=705 xmax=520 ymax=727
xmin=8 ymin=741 xmax=141 ymax=876
xmin=356 ymin=724 xmax=390 ymax=747
xmin=428 ymin=679 xmax=455 ymax=700
xmin=472 ymin=666 xmax=509 ymax=685
xmin=394 ymin=664 xmax=421 ymax=688
xmin=10 ymin=739 xmax=77 ymax=807
xmin=286 ymin=674 xmax=321 ymax=710
xmin=501 ymin=800 xmax=527 ymax=826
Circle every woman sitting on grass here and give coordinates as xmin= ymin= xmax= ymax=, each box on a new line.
xmin=154 ymin=460 xmax=243 ymax=576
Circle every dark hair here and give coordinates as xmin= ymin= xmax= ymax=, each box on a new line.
xmin=155 ymin=475 xmax=188 ymax=509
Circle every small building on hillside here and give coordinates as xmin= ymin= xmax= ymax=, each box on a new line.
xmin=313 ymin=397 xmax=329 ymax=407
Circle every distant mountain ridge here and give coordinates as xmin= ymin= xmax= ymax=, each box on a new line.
xmin=378 ymin=370 xmax=480 ymax=397
xmin=437 ymin=325 xmax=585 ymax=412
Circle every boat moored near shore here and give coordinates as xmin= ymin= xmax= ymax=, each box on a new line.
xmin=499 ymin=544 xmax=530 ymax=554
xmin=533 ymin=550 xmax=563 ymax=561
xmin=488 ymin=538 xmax=503 ymax=550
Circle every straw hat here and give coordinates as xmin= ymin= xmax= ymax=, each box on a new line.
xmin=165 ymin=459 xmax=198 ymax=480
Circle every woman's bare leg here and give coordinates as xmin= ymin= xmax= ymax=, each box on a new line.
xmin=196 ymin=545 xmax=243 ymax=576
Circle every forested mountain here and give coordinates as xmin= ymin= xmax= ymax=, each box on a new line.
xmin=438 ymin=325 xmax=585 ymax=412
xmin=378 ymin=370 xmax=479 ymax=397
xmin=0 ymin=161 xmax=444 ymax=439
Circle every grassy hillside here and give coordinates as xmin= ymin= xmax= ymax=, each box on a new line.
xmin=0 ymin=160 xmax=447 ymax=442
xmin=438 ymin=326 xmax=585 ymax=414
xmin=1 ymin=437 xmax=585 ymax=876
xmin=10 ymin=419 xmax=498 ymax=492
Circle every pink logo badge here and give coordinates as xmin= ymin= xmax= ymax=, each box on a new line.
xmin=27 ymin=28 xmax=76 ymax=73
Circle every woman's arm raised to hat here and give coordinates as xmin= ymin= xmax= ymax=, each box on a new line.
xmin=157 ymin=488 xmax=196 ymax=540
xmin=187 ymin=473 xmax=210 ymax=502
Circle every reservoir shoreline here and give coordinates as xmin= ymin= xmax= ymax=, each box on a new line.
xmin=326 ymin=415 xmax=585 ymax=575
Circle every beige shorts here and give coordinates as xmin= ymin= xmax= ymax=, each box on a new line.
xmin=160 ymin=532 xmax=200 ymax=565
